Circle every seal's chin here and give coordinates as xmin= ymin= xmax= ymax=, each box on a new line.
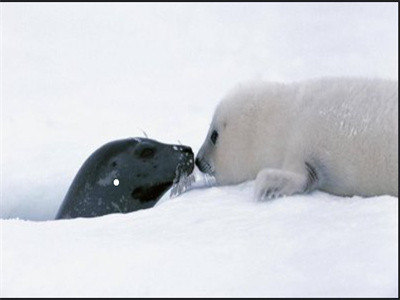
xmin=170 ymin=172 xmax=195 ymax=197
xmin=132 ymin=181 xmax=173 ymax=203
xmin=168 ymin=159 xmax=196 ymax=197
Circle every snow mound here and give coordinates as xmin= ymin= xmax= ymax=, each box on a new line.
xmin=1 ymin=182 xmax=398 ymax=297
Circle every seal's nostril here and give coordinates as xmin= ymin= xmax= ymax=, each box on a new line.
xmin=180 ymin=146 xmax=193 ymax=155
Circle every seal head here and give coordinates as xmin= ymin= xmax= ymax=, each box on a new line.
xmin=56 ymin=138 xmax=194 ymax=219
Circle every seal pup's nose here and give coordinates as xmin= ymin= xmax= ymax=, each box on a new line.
xmin=195 ymin=157 xmax=200 ymax=167
xmin=195 ymin=156 xmax=211 ymax=174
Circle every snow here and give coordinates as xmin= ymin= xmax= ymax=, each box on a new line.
xmin=2 ymin=186 xmax=398 ymax=297
xmin=1 ymin=3 xmax=398 ymax=297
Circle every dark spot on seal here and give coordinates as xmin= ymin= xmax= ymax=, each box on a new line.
xmin=139 ymin=147 xmax=154 ymax=159
xmin=111 ymin=161 xmax=117 ymax=167
xmin=131 ymin=182 xmax=172 ymax=203
xmin=131 ymin=188 xmax=142 ymax=199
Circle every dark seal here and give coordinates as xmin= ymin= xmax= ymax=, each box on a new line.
xmin=56 ymin=138 xmax=194 ymax=219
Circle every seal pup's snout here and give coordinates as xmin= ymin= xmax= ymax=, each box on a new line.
xmin=195 ymin=156 xmax=213 ymax=174
xmin=195 ymin=157 xmax=202 ymax=169
xmin=195 ymin=157 xmax=207 ymax=173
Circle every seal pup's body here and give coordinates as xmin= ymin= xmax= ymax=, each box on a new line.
xmin=196 ymin=78 xmax=398 ymax=199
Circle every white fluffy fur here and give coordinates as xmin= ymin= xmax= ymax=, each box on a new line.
xmin=196 ymin=78 xmax=398 ymax=199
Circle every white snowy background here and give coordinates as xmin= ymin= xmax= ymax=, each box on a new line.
xmin=1 ymin=2 xmax=398 ymax=297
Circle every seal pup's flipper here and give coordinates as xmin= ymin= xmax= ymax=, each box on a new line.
xmin=254 ymin=163 xmax=320 ymax=200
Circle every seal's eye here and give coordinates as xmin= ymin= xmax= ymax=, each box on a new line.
xmin=140 ymin=148 xmax=154 ymax=158
xmin=210 ymin=130 xmax=218 ymax=145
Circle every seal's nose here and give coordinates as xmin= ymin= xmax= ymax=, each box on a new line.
xmin=180 ymin=146 xmax=193 ymax=156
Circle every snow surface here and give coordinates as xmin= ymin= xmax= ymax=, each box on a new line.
xmin=2 ymin=185 xmax=398 ymax=297
xmin=1 ymin=3 xmax=398 ymax=297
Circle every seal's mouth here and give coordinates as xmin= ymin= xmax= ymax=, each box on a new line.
xmin=174 ymin=151 xmax=195 ymax=181
xmin=131 ymin=153 xmax=195 ymax=203
xmin=132 ymin=181 xmax=173 ymax=203
xmin=170 ymin=172 xmax=195 ymax=197
xmin=169 ymin=155 xmax=196 ymax=197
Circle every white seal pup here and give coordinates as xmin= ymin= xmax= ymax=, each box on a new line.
xmin=195 ymin=78 xmax=398 ymax=199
